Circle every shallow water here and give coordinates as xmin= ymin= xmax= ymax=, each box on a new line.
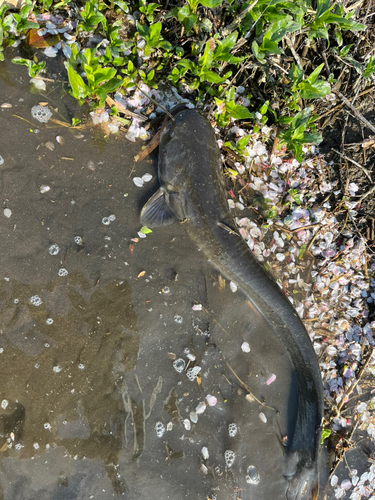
xmin=0 ymin=56 xmax=322 ymax=500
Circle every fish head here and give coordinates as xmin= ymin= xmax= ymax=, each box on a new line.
xmin=140 ymin=106 xmax=223 ymax=228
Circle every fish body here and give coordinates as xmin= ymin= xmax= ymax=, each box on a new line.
xmin=141 ymin=107 xmax=324 ymax=500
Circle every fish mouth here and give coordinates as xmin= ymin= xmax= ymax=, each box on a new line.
xmin=168 ymin=103 xmax=191 ymax=117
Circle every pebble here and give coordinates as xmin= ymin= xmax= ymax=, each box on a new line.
xmin=3 ymin=208 xmax=11 ymax=218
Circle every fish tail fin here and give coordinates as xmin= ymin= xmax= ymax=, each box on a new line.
xmin=285 ymin=452 xmax=319 ymax=500
xmin=286 ymin=469 xmax=319 ymax=500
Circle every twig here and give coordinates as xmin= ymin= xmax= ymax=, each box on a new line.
xmin=332 ymin=148 xmax=373 ymax=181
xmin=134 ymin=128 xmax=162 ymax=162
xmin=306 ymin=225 xmax=323 ymax=253
xmin=105 ymin=96 xmax=148 ymax=122
xmin=225 ymin=362 xmax=275 ymax=410
xmin=358 ymin=184 xmax=375 ymax=202
xmin=284 ymin=36 xmax=303 ymax=70
xmin=221 ymin=0 xmax=259 ymax=36
xmin=134 ymin=82 xmax=175 ymax=121
xmin=332 ymin=87 xmax=375 ymax=135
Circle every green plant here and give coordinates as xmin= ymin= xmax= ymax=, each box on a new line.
xmin=306 ymin=0 xmax=365 ymax=40
xmin=136 ymin=21 xmax=172 ymax=56
xmin=286 ymin=63 xmax=331 ymax=112
xmin=11 ymin=57 xmax=46 ymax=77
xmin=214 ymin=87 xmax=253 ymax=127
xmin=77 ymin=0 xmax=107 ymax=33
xmin=170 ymin=0 xmax=223 ymax=34
xmin=139 ymin=0 xmax=159 ymax=22
xmin=64 ymin=47 xmax=122 ymax=106
xmin=276 ymin=107 xmax=322 ymax=162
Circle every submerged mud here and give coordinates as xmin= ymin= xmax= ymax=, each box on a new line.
xmin=0 ymin=58 xmax=327 ymax=499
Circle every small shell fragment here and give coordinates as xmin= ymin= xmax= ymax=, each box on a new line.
xmin=190 ymin=412 xmax=198 ymax=423
xmin=3 ymin=208 xmax=12 ymax=218
xmin=142 ymin=173 xmax=152 ymax=182
xmin=192 ymin=304 xmax=202 ymax=311
xmin=196 ymin=402 xmax=206 ymax=414
xmin=206 ymin=394 xmax=217 ymax=406
xmin=1 ymin=103 xmax=12 ymax=108
xmin=40 ymin=185 xmax=50 ymax=193
xmin=230 ymin=281 xmax=238 ymax=293
xmin=200 ymin=464 xmax=208 ymax=475
xmin=183 ymin=419 xmax=191 ymax=430
xmin=201 ymin=447 xmax=209 ymax=460
xmin=133 ymin=177 xmax=144 ymax=187
xmin=56 ymin=135 xmax=64 ymax=145
xmin=259 ymin=412 xmax=267 ymax=423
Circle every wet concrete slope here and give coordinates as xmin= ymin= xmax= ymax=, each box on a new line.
xmin=0 ymin=59 xmax=303 ymax=500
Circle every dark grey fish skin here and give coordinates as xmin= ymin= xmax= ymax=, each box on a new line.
xmin=140 ymin=107 xmax=324 ymax=500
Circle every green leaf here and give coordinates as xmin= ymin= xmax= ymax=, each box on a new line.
xmin=316 ymin=0 xmax=331 ymax=18
xmin=64 ymin=61 xmax=88 ymax=99
xmin=177 ymin=5 xmax=190 ymax=20
xmin=307 ymin=27 xmax=329 ymax=40
xmin=94 ymin=67 xmax=117 ymax=85
xmin=320 ymin=429 xmax=331 ymax=444
xmin=304 ymin=63 xmax=324 ymax=85
xmin=237 ymin=135 xmax=250 ymax=150
xmin=200 ymin=70 xmax=224 ymax=83
xmin=100 ymin=77 xmax=122 ymax=93
xmin=177 ymin=58 xmax=195 ymax=74
xmin=148 ymin=21 xmax=162 ymax=44
xmin=303 ymin=132 xmax=322 ymax=143
xmin=220 ymin=31 xmax=238 ymax=52
xmin=158 ymin=39 xmax=173 ymax=51
xmin=182 ymin=13 xmax=197 ymax=33
xmin=200 ymin=0 xmax=223 ymax=7
xmin=299 ymin=80 xmax=331 ymax=99
xmin=110 ymin=0 xmax=129 ymax=13
xmin=298 ymin=244 xmax=307 ymax=259
xmin=252 ymin=40 xmax=263 ymax=60
xmin=226 ymin=101 xmax=252 ymax=119
xmin=271 ymin=20 xmax=301 ymax=43
xmin=227 ymin=167 xmax=238 ymax=176
xmin=140 ymin=226 xmax=153 ymax=234
xmin=339 ymin=44 xmax=353 ymax=57
xmin=11 ymin=57 xmax=32 ymax=68
xmin=199 ymin=41 xmax=213 ymax=71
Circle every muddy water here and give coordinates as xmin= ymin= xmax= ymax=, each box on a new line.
xmin=0 ymin=56 xmax=315 ymax=500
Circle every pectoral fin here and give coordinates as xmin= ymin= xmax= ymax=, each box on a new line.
xmin=140 ymin=187 xmax=176 ymax=228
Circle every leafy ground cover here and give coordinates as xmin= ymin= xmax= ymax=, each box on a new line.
xmin=1 ymin=0 xmax=375 ymax=497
